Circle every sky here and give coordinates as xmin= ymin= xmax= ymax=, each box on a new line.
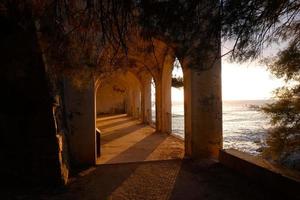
xmin=221 ymin=61 xmax=284 ymax=100
xmin=221 ymin=41 xmax=285 ymax=101
xmin=169 ymin=57 xmax=285 ymax=102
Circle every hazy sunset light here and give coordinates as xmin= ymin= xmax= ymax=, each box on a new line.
xmin=171 ymin=60 xmax=285 ymax=102
xmin=222 ymin=61 xmax=285 ymax=100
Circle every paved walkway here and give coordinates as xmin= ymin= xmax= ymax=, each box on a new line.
xmin=6 ymin=114 xmax=286 ymax=200
xmin=29 ymin=159 xmax=281 ymax=200
xmin=96 ymin=114 xmax=184 ymax=164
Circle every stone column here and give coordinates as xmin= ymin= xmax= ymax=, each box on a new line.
xmin=161 ymin=64 xmax=172 ymax=134
xmin=133 ymin=89 xmax=141 ymax=118
xmin=126 ymin=88 xmax=134 ymax=117
xmin=183 ymin=57 xmax=222 ymax=160
xmin=63 ymin=78 xmax=96 ymax=165
xmin=155 ymin=76 xmax=172 ymax=133
xmin=155 ymin=78 xmax=163 ymax=132
xmin=125 ymin=89 xmax=130 ymax=115
xmin=141 ymin=76 xmax=152 ymax=124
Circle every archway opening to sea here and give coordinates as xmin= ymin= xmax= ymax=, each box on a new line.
xmin=171 ymin=58 xmax=184 ymax=139
xmin=151 ymin=77 xmax=156 ymax=125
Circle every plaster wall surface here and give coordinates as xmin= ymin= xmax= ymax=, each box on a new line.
xmin=123 ymin=72 xmax=142 ymax=118
xmin=97 ymin=72 xmax=142 ymax=118
xmin=96 ymin=79 xmax=126 ymax=115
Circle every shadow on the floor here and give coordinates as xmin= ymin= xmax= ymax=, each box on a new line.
xmin=104 ymin=132 xmax=167 ymax=164
xmin=96 ymin=114 xmax=127 ymax=123
xmin=100 ymin=123 xmax=148 ymax=145
xmin=97 ymin=118 xmax=134 ymax=130
xmin=168 ymin=160 xmax=283 ymax=200
xmin=29 ymin=159 xmax=285 ymax=200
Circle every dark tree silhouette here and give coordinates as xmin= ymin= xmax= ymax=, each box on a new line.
xmin=261 ymin=40 xmax=300 ymax=169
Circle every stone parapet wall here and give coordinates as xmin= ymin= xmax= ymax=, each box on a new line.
xmin=220 ymin=149 xmax=300 ymax=199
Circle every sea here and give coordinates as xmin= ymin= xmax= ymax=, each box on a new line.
xmin=153 ymin=100 xmax=272 ymax=155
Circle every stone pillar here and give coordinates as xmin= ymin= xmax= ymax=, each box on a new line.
xmin=124 ymin=72 xmax=142 ymax=119
xmin=155 ymin=77 xmax=172 ymax=133
xmin=130 ymin=89 xmax=135 ymax=117
xmin=155 ymin=78 xmax=163 ymax=132
xmin=131 ymin=89 xmax=136 ymax=117
xmin=141 ymin=76 xmax=152 ymax=124
xmin=161 ymin=64 xmax=172 ymax=134
xmin=133 ymin=89 xmax=141 ymax=118
xmin=155 ymin=56 xmax=173 ymax=134
xmin=63 ymin=78 xmax=96 ymax=165
xmin=183 ymin=57 xmax=222 ymax=160
xmin=125 ymin=89 xmax=130 ymax=115
xmin=126 ymin=88 xmax=133 ymax=117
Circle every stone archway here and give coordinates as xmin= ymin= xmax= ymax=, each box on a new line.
xmin=2 ymin=1 xmax=224 ymax=188
xmin=63 ymin=14 xmax=222 ymax=166
xmin=64 ymin=38 xmax=222 ymax=166
xmin=171 ymin=58 xmax=185 ymax=138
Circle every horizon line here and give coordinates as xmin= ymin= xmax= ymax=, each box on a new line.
xmin=171 ymin=98 xmax=274 ymax=103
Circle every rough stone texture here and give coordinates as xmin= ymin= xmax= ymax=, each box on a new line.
xmin=0 ymin=14 xmax=64 ymax=186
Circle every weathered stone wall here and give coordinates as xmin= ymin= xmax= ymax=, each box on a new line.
xmin=0 ymin=15 xmax=68 ymax=185
xmin=97 ymin=72 xmax=142 ymax=118
xmin=96 ymin=79 xmax=127 ymax=115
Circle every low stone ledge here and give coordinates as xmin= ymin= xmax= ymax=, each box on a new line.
xmin=219 ymin=149 xmax=300 ymax=199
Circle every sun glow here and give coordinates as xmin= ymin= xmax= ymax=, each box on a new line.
xmin=222 ymin=61 xmax=284 ymax=100
xmin=170 ymin=60 xmax=285 ymax=101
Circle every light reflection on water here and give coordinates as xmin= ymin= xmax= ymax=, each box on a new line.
xmin=152 ymin=100 xmax=272 ymax=155
xmin=222 ymin=100 xmax=271 ymax=155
